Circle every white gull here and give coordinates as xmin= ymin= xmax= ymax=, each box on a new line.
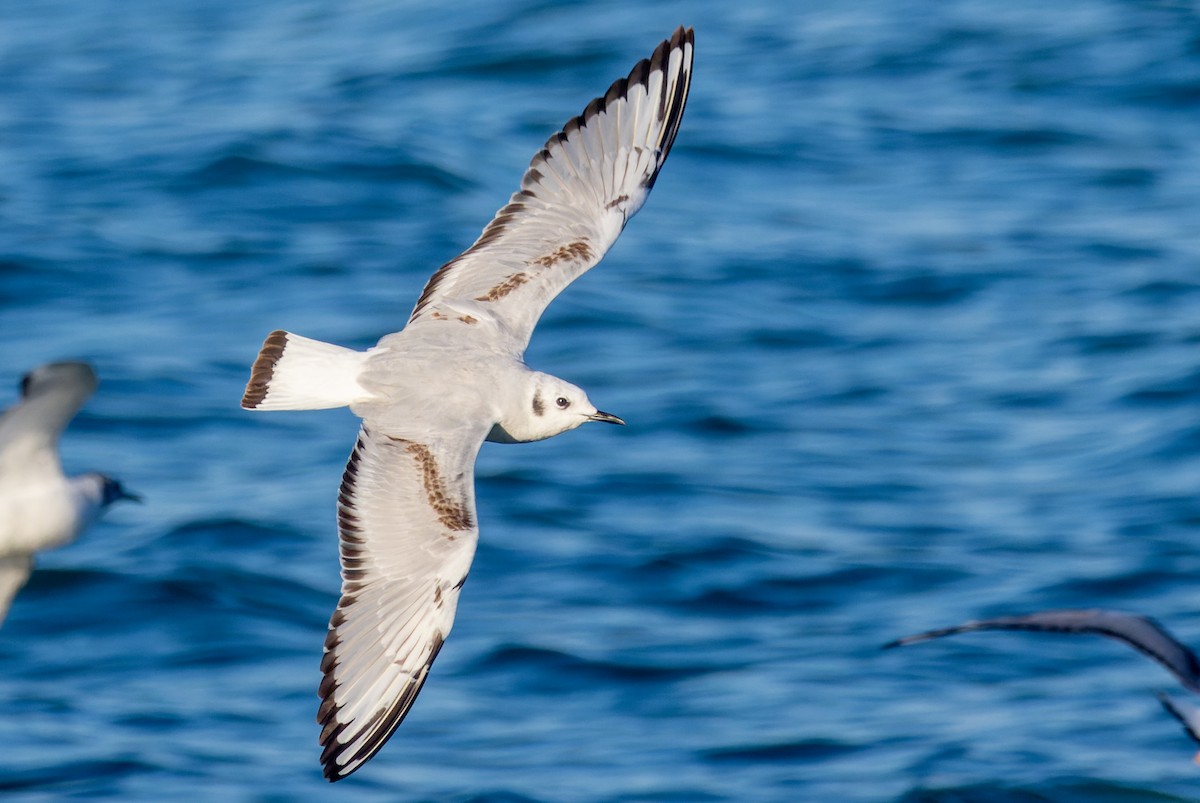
xmin=241 ymin=27 xmax=694 ymax=781
xmin=0 ymin=362 xmax=137 ymax=625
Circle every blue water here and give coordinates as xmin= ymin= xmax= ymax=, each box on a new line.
xmin=3 ymin=1 xmax=1200 ymax=800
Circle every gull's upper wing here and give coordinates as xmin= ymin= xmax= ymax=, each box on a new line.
xmin=884 ymin=608 xmax=1200 ymax=693
xmin=0 ymin=362 xmax=98 ymax=479
xmin=405 ymin=27 xmax=693 ymax=353
xmin=317 ymin=421 xmax=487 ymax=781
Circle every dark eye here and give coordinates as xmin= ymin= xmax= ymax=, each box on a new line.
xmin=556 ymin=397 xmax=570 ymax=409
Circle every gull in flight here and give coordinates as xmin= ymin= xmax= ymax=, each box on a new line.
xmin=886 ymin=608 xmax=1200 ymax=760
xmin=0 ymin=362 xmax=138 ymax=625
xmin=242 ymin=27 xmax=693 ymax=781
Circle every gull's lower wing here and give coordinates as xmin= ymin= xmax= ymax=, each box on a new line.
xmin=318 ymin=422 xmax=487 ymax=781
xmin=406 ymin=27 xmax=694 ymax=353
xmin=885 ymin=608 xmax=1200 ymax=694
xmin=0 ymin=555 xmax=33 ymax=626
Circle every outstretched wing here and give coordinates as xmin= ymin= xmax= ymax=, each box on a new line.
xmin=0 ymin=362 xmax=98 ymax=480
xmin=317 ymin=422 xmax=487 ymax=781
xmin=406 ymin=26 xmax=694 ymax=353
xmin=884 ymin=608 xmax=1200 ymax=693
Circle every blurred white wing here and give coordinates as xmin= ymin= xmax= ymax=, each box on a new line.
xmin=406 ymin=26 xmax=694 ymax=353
xmin=317 ymin=422 xmax=487 ymax=781
xmin=0 ymin=362 xmax=98 ymax=480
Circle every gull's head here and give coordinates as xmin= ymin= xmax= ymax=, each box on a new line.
xmin=490 ymin=373 xmax=624 ymax=444
xmin=77 ymin=473 xmax=142 ymax=509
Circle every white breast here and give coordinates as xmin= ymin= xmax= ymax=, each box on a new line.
xmin=0 ymin=476 xmax=92 ymax=557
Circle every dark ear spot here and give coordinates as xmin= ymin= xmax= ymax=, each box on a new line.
xmin=532 ymin=392 xmax=544 ymax=416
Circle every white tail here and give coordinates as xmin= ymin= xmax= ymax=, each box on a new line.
xmin=241 ymin=331 xmax=372 ymax=411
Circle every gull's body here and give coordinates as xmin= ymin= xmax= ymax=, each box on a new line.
xmin=242 ymin=28 xmax=693 ymax=781
xmin=886 ymin=608 xmax=1200 ymax=760
xmin=0 ymin=362 xmax=136 ymax=623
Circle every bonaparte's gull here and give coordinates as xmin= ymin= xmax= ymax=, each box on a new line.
xmin=242 ymin=27 xmax=693 ymax=780
xmin=0 ymin=362 xmax=137 ymax=624
xmin=886 ymin=608 xmax=1200 ymax=760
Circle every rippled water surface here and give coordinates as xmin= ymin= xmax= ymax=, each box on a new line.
xmin=3 ymin=1 xmax=1200 ymax=801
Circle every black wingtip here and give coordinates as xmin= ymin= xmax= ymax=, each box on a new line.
xmin=570 ymin=25 xmax=694 ymax=178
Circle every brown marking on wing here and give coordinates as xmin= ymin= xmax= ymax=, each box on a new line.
xmin=410 ymin=194 xmax=535 ymax=319
xmin=474 ymin=271 xmax=530 ymax=302
xmin=606 ymin=194 xmax=629 ymax=210
xmin=457 ymin=315 xmax=478 ymax=324
xmin=387 ymin=437 xmax=474 ymax=532
xmin=530 ymin=239 xmax=594 ymax=268
xmin=241 ymin=330 xmax=289 ymax=409
xmin=430 ymin=311 xmax=447 ymax=320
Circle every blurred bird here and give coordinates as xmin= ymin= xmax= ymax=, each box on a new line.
xmin=886 ymin=608 xmax=1200 ymax=760
xmin=0 ymin=362 xmax=138 ymax=624
xmin=242 ymin=28 xmax=693 ymax=780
